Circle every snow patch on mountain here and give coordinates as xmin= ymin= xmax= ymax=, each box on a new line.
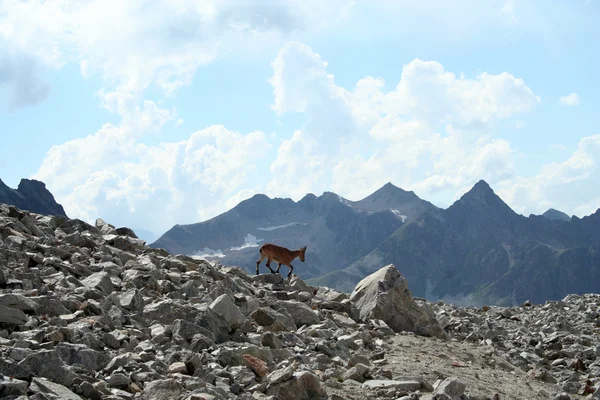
xmin=190 ymin=248 xmax=226 ymax=259
xmin=257 ymin=222 xmax=307 ymax=231
xmin=230 ymin=234 xmax=263 ymax=250
xmin=391 ymin=210 xmax=407 ymax=222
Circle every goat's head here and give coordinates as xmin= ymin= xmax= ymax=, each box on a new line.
xmin=299 ymin=245 xmax=307 ymax=262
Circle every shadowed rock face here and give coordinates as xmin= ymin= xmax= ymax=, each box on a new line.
xmin=0 ymin=178 xmax=67 ymax=216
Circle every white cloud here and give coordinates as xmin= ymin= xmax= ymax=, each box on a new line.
xmin=0 ymin=0 xmax=354 ymax=107
xmin=560 ymin=92 xmax=581 ymax=106
xmin=267 ymin=41 xmax=538 ymax=205
xmin=501 ymin=0 xmax=519 ymax=25
xmin=497 ymin=134 xmax=600 ymax=217
xmin=34 ymin=101 xmax=271 ymax=233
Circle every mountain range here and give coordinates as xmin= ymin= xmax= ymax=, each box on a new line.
xmin=151 ymin=180 xmax=600 ymax=306
xmin=150 ymin=183 xmax=436 ymax=279
xmin=1 ymin=176 xmax=597 ymax=306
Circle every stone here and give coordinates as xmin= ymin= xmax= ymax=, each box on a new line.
xmin=362 ymin=380 xmax=421 ymax=391
xmin=433 ymin=377 xmax=466 ymax=400
xmin=209 ymin=293 xmax=247 ymax=329
xmin=141 ymin=379 xmax=185 ymax=400
xmin=0 ymin=304 xmax=28 ymax=325
xmin=81 ymin=271 xmax=114 ymax=294
xmin=107 ymin=373 xmax=131 ymax=388
xmin=267 ymin=364 xmax=294 ymax=385
xmin=266 ymin=371 xmax=327 ymax=400
xmin=0 ymin=293 xmax=40 ymax=312
xmin=0 ymin=378 xmax=29 ymax=396
xmin=272 ymin=300 xmax=320 ymax=326
xmin=18 ymin=350 xmax=74 ymax=386
xmin=350 ymin=265 xmax=446 ymax=339
xmin=29 ymin=377 xmax=82 ymax=400
xmin=168 ymin=362 xmax=188 ymax=374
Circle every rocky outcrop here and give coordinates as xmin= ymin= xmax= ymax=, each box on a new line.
xmin=350 ymin=264 xmax=446 ymax=339
xmin=0 ymin=178 xmax=67 ymax=216
xmin=1 ymin=202 xmax=599 ymax=400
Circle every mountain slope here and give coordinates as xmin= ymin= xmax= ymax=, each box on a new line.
xmin=310 ymin=180 xmax=600 ymax=306
xmin=0 ymin=178 xmax=67 ymax=216
xmin=151 ymin=183 xmax=436 ymax=278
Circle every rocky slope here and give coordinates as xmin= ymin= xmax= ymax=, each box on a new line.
xmin=0 ymin=179 xmax=67 ymax=217
xmin=150 ymin=184 xmax=436 ymax=280
xmin=1 ymin=202 xmax=599 ymax=400
xmin=311 ymin=180 xmax=600 ymax=306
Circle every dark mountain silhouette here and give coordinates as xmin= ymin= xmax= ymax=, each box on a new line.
xmin=0 ymin=178 xmax=67 ymax=216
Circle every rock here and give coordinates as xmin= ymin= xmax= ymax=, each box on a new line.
xmin=350 ymin=265 xmax=446 ymax=339
xmin=432 ymin=377 xmax=466 ymax=400
xmin=81 ymin=271 xmax=114 ymax=294
xmin=107 ymin=373 xmax=131 ymax=388
xmin=209 ymin=293 xmax=247 ymax=329
xmin=362 ymin=379 xmax=421 ymax=392
xmin=18 ymin=350 xmax=74 ymax=386
xmin=141 ymin=379 xmax=185 ymax=400
xmin=266 ymin=371 xmax=327 ymax=400
xmin=172 ymin=319 xmax=215 ymax=342
xmin=273 ymin=300 xmax=320 ymax=326
xmin=168 ymin=362 xmax=188 ymax=374
xmin=0 ymin=377 xmax=29 ymax=396
xmin=268 ymin=364 xmax=294 ymax=385
xmin=30 ymin=377 xmax=82 ymax=400
xmin=0 ymin=293 xmax=40 ymax=312
xmin=0 ymin=303 xmax=28 ymax=325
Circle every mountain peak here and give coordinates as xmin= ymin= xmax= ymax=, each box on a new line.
xmin=0 ymin=177 xmax=67 ymax=216
xmin=542 ymin=208 xmax=571 ymax=222
xmin=450 ymin=180 xmax=515 ymax=218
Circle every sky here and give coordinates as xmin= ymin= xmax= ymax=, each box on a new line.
xmin=1 ymin=0 xmax=599 ymax=242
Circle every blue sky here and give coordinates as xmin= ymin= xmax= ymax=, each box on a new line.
xmin=1 ymin=0 xmax=599 ymax=241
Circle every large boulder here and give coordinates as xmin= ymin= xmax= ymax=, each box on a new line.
xmin=349 ymin=264 xmax=446 ymax=339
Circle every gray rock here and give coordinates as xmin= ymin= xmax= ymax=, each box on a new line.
xmin=362 ymin=379 xmax=421 ymax=391
xmin=172 ymin=319 xmax=215 ymax=342
xmin=29 ymin=377 xmax=82 ymax=400
xmin=81 ymin=271 xmax=114 ymax=294
xmin=141 ymin=379 xmax=185 ymax=400
xmin=267 ymin=365 xmax=294 ymax=385
xmin=0 ymin=304 xmax=28 ymax=325
xmin=433 ymin=377 xmax=466 ymax=400
xmin=273 ymin=300 xmax=320 ymax=326
xmin=209 ymin=293 xmax=247 ymax=329
xmin=0 ymin=293 xmax=39 ymax=312
xmin=0 ymin=377 xmax=29 ymax=396
xmin=350 ymin=265 xmax=446 ymax=339
xmin=266 ymin=370 xmax=327 ymax=400
xmin=18 ymin=350 xmax=74 ymax=387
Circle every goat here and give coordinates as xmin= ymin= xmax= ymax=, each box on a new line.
xmin=256 ymin=243 xmax=307 ymax=278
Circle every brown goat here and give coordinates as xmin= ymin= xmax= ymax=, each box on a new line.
xmin=256 ymin=243 xmax=307 ymax=278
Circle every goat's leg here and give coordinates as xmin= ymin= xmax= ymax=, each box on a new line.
xmin=286 ymin=264 xmax=294 ymax=279
xmin=276 ymin=263 xmax=282 ymax=273
xmin=266 ymin=259 xmax=276 ymax=274
xmin=256 ymin=254 xmax=266 ymax=275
